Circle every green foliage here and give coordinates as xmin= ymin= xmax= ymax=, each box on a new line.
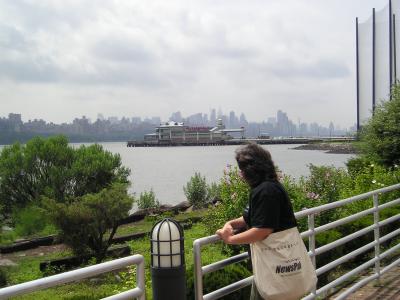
xmin=358 ymin=83 xmax=400 ymax=167
xmin=184 ymin=172 xmax=209 ymax=209
xmin=137 ymin=189 xmax=160 ymax=209
xmin=13 ymin=205 xmax=52 ymax=237
xmin=45 ymin=183 xmax=133 ymax=263
xmin=204 ymin=166 xmax=250 ymax=235
xmin=0 ymin=136 xmax=130 ymax=218
xmin=0 ymin=268 xmax=7 ymax=288
xmin=207 ymin=182 xmax=221 ymax=203
xmin=186 ymin=263 xmax=251 ymax=300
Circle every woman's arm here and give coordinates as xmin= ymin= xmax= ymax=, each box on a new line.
xmin=226 ymin=216 xmax=247 ymax=230
xmin=217 ymin=227 xmax=273 ymax=245
xmin=217 ymin=216 xmax=247 ymax=237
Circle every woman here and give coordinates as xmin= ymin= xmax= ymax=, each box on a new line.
xmin=216 ymin=143 xmax=298 ymax=299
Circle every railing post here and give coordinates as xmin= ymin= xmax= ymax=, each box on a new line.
xmin=373 ymin=194 xmax=381 ymax=281
xmin=138 ymin=258 xmax=146 ymax=300
xmin=193 ymin=241 xmax=203 ymax=300
xmin=308 ymin=213 xmax=317 ymax=297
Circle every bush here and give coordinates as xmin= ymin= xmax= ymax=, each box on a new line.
xmin=137 ymin=189 xmax=159 ymax=210
xmin=13 ymin=205 xmax=51 ymax=237
xmin=203 ymin=166 xmax=250 ymax=235
xmin=359 ymin=83 xmax=400 ymax=167
xmin=207 ymin=182 xmax=221 ymax=203
xmin=186 ymin=263 xmax=251 ymax=300
xmin=0 ymin=136 xmax=130 ymax=218
xmin=0 ymin=268 xmax=7 ymax=287
xmin=184 ymin=172 xmax=209 ymax=209
xmin=45 ymin=183 xmax=133 ymax=263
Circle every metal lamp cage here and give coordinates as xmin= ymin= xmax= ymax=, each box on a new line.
xmin=150 ymin=218 xmax=185 ymax=268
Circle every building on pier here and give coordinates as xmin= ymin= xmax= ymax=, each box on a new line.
xmin=143 ymin=119 xmax=245 ymax=145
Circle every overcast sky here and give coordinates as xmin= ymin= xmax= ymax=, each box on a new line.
xmin=0 ymin=0 xmax=389 ymax=127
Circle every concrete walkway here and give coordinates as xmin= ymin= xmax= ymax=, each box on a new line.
xmin=331 ymin=264 xmax=400 ymax=299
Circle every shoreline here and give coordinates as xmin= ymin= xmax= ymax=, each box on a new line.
xmin=291 ymin=143 xmax=358 ymax=154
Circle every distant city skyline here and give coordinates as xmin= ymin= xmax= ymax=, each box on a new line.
xmin=0 ymin=108 xmax=354 ymax=145
xmin=0 ymin=0 xmax=388 ymax=128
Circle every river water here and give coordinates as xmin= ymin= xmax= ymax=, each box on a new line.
xmin=0 ymin=143 xmax=355 ymax=206
xmin=101 ymin=143 xmax=354 ymax=205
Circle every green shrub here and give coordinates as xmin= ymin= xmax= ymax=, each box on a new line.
xmin=186 ymin=263 xmax=251 ymax=300
xmin=207 ymin=182 xmax=221 ymax=203
xmin=203 ymin=166 xmax=250 ymax=235
xmin=137 ymin=189 xmax=159 ymax=210
xmin=0 ymin=268 xmax=7 ymax=287
xmin=45 ymin=183 xmax=134 ymax=263
xmin=184 ymin=172 xmax=209 ymax=209
xmin=358 ymin=83 xmax=400 ymax=167
xmin=0 ymin=136 xmax=130 ymax=218
xmin=13 ymin=205 xmax=50 ymax=237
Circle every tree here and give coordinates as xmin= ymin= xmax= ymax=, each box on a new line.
xmin=183 ymin=172 xmax=209 ymax=209
xmin=0 ymin=135 xmax=130 ymax=216
xmin=359 ymin=84 xmax=400 ymax=167
xmin=45 ymin=183 xmax=133 ymax=263
xmin=137 ymin=189 xmax=160 ymax=209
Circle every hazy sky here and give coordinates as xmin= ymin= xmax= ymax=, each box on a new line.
xmin=0 ymin=0 xmax=389 ymax=127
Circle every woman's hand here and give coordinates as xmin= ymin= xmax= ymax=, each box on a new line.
xmin=216 ymin=228 xmax=233 ymax=243
xmin=216 ymin=222 xmax=234 ymax=243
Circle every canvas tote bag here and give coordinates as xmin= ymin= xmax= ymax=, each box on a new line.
xmin=250 ymin=227 xmax=317 ymax=300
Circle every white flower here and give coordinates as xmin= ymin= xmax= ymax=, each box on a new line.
xmin=372 ymin=180 xmax=377 ymax=184
xmin=370 ymin=164 xmax=374 ymax=167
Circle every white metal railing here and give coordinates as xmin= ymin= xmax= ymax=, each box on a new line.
xmin=0 ymin=254 xmax=145 ymax=300
xmin=193 ymin=183 xmax=400 ymax=300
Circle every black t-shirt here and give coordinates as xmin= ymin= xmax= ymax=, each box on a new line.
xmin=243 ymin=180 xmax=297 ymax=232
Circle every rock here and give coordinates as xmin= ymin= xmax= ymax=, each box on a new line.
xmin=1 ymin=226 xmax=12 ymax=231
xmin=184 ymin=205 xmax=194 ymax=213
xmin=90 ymin=278 xmax=103 ymax=284
xmin=0 ymin=259 xmax=17 ymax=267
xmin=172 ymin=201 xmax=191 ymax=212
xmin=14 ymin=239 xmax=28 ymax=243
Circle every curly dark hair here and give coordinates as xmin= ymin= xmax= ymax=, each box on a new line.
xmin=235 ymin=143 xmax=278 ymax=187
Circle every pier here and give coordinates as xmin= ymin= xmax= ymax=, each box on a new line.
xmin=127 ymin=137 xmax=355 ymax=147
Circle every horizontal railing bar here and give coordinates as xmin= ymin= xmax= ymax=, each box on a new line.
xmin=203 ymin=276 xmax=253 ymax=300
xmin=334 ymin=273 xmax=379 ymax=300
xmin=379 ymin=227 xmax=400 ymax=244
xmin=102 ymin=288 xmax=144 ymax=300
xmin=307 ymin=206 xmax=400 ymax=245
xmin=317 ymin=242 xmax=400 ymax=296
xmin=317 ymin=256 xmax=377 ymax=295
xmin=294 ymin=183 xmax=400 ymax=219
xmin=0 ymin=255 xmax=144 ymax=299
xmin=333 ymin=250 xmax=400 ymax=300
xmin=300 ymin=229 xmax=313 ymax=239
xmin=379 ymin=241 xmax=400 ymax=260
xmin=202 ymin=253 xmax=249 ymax=275
xmin=315 ymin=224 xmax=375 ymax=256
xmin=302 ymin=293 xmax=316 ymax=300
xmin=317 ymin=240 xmax=376 ymax=276
xmin=379 ymin=213 xmax=400 ymax=227
xmin=317 ymin=227 xmax=400 ymax=276
xmin=194 ymin=235 xmax=220 ymax=248
xmin=380 ymin=256 xmax=400 ymax=274
xmin=313 ymin=207 xmax=376 ymax=235
xmin=378 ymin=197 xmax=400 ymax=210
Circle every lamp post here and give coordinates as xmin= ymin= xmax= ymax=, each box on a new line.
xmin=150 ymin=218 xmax=186 ymax=300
